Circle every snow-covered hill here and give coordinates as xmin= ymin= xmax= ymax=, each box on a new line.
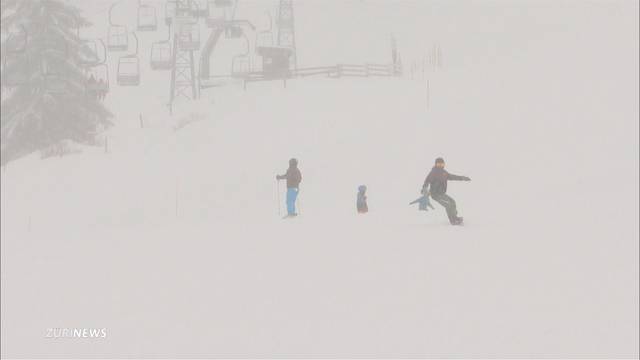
xmin=1 ymin=0 xmax=638 ymax=357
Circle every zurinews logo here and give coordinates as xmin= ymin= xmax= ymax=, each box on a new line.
xmin=45 ymin=328 xmax=107 ymax=339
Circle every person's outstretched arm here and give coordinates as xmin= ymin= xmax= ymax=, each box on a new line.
xmin=446 ymin=171 xmax=471 ymax=181
xmin=276 ymin=169 xmax=289 ymax=180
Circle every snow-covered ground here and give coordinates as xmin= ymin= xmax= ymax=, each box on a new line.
xmin=1 ymin=0 xmax=638 ymax=357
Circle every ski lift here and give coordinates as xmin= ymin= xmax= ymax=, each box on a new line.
xmin=165 ymin=1 xmax=177 ymax=26
xmin=150 ymin=42 xmax=172 ymax=70
xmin=117 ymin=32 xmax=140 ymax=86
xmin=108 ymin=3 xmax=129 ymax=51
xmin=178 ymin=24 xmax=200 ymax=51
xmin=137 ymin=3 xmax=158 ymax=32
xmin=79 ymin=40 xmax=100 ymax=66
xmin=74 ymin=14 xmax=108 ymax=67
xmin=117 ymin=56 xmax=140 ymax=86
xmin=256 ymin=31 xmax=273 ymax=49
xmin=231 ymin=34 xmax=251 ymax=77
xmin=79 ymin=39 xmax=108 ymax=68
xmin=150 ymin=26 xmax=173 ymax=70
xmin=108 ymin=26 xmax=128 ymax=52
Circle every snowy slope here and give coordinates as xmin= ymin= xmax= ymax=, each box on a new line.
xmin=1 ymin=0 xmax=638 ymax=358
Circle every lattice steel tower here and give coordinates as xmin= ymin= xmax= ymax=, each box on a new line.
xmin=276 ymin=0 xmax=297 ymax=71
xmin=170 ymin=0 xmax=199 ymax=112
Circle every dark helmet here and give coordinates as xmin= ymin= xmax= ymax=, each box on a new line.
xmin=289 ymin=158 xmax=298 ymax=167
xmin=358 ymin=185 xmax=367 ymax=192
xmin=435 ymin=157 xmax=445 ymax=164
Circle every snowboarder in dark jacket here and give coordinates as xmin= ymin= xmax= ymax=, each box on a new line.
xmin=357 ymin=185 xmax=368 ymax=214
xmin=276 ymin=158 xmax=302 ymax=218
xmin=421 ymin=157 xmax=471 ymax=225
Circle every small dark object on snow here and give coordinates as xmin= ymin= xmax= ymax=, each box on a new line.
xmin=357 ymin=185 xmax=368 ymax=214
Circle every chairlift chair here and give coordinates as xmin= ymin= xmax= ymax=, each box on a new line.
xmin=150 ymin=41 xmax=173 ymax=70
xmin=231 ymin=33 xmax=251 ymax=77
xmin=108 ymin=3 xmax=129 ymax=51
xmin=165 ymin=1 xmax=177 ymax=26
xmin=117 ymin=56 xmax=140 ymax=86
xmin=255 ymin=12 xmax=275 ymax=56
xmin=231 ymin=55 xmax=250 ymax=77
xmin=137 ymin=5 xmax=158 ymax=32
xmin=79 ymin=40 xmax=101 ymax=67
xmin=256 ymin=31 xmax=273 ymax=49
xmin=108 ymin=25 xmax=129 ymax=51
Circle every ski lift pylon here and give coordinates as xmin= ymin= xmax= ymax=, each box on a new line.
xmin=178 ymin=23 xmax=200 ymax=51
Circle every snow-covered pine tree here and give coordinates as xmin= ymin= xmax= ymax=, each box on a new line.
xmin=0 ymin=0 xmax=112 ymax=165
